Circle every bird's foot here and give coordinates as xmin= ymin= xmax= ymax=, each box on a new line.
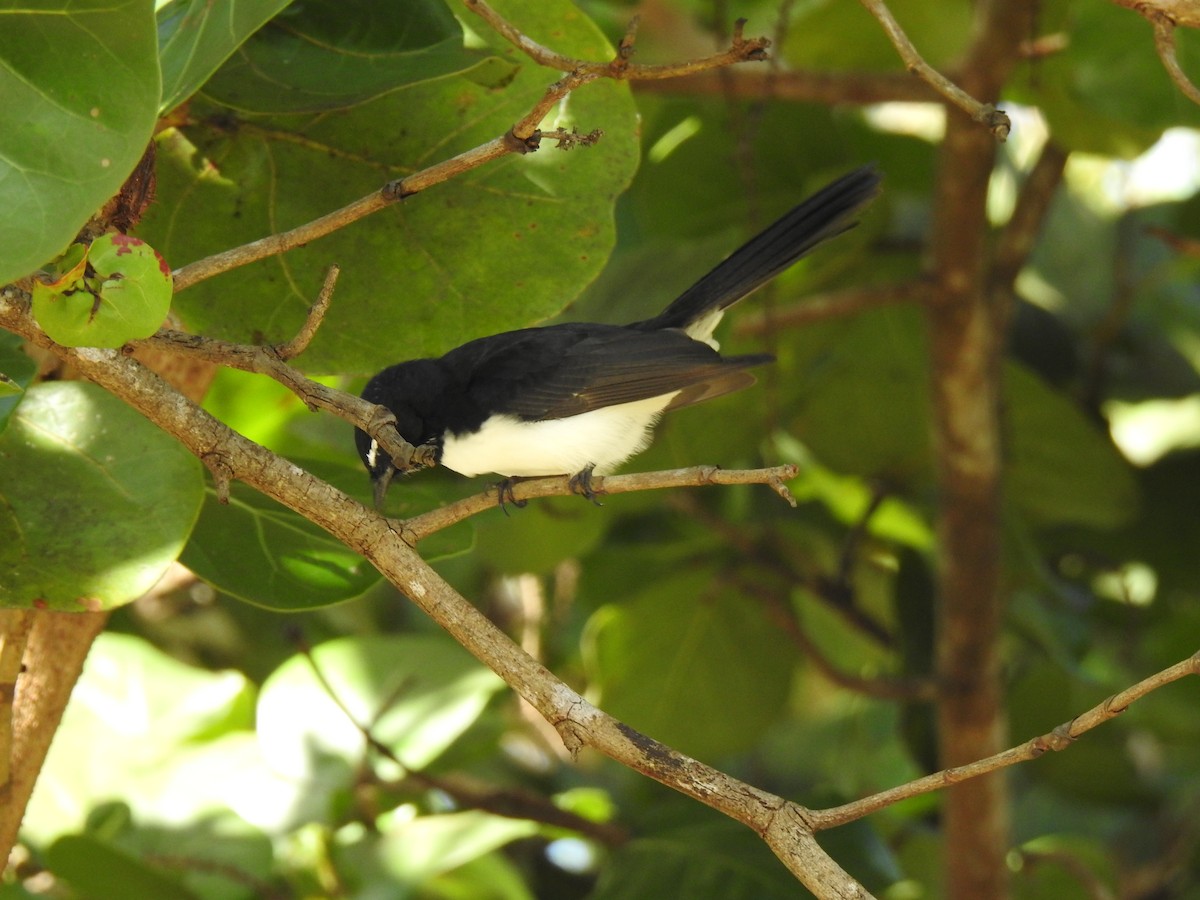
xmin=495 ymin=477 xmax=528 ymax=516
xmin=568 ymin=464 xmax=603 ymax=506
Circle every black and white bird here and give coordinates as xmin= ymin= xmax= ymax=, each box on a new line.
xmin=356 ymin=166 xmax=882 ymax=506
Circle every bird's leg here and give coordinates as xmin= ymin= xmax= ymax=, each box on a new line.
xmin=568 ymin=464 xmax=603 ymax=506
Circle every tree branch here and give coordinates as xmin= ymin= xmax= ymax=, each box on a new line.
xmin=0 ymin=295 xmax=871 ymax=899
xmin=858 ymin=0 xmax=1012 ymax=139
xmin=1147 ymin=10 xmax=1200 ymax=106
xmin=811 ymin=650 xmax=1200 ymax=829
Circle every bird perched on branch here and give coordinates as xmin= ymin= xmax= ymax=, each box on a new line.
xmin=357 ymin=166 xmax=882 ymax=507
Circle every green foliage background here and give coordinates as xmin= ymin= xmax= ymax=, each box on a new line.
xmin=2 ymin=0 xmax=1200 ymax=897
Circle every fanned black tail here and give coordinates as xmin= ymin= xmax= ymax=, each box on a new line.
xmin=634 ymin=165 xmax=882 ymax=333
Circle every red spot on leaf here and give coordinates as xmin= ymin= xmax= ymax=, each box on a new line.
xmin=109 ymin=233 xmax=145 ymax=256
xmin=33 ymin=598 xmax=48 ymax=610
xmin=153 ymin=248 xmax=171 ymax=277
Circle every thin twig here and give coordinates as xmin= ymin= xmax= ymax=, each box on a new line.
xmin=464 ymin=0 xmax=770 ymax=77
xmin=400 ymin=465 xmax=800 ymax=543
xmin=858 ymin=0 xmax=1011 ymax=140
xmin=1149 ymin=11 xmax=1200 ymax=105
xmin=275 ymin=265 xmax=339 ymax=361
xmin=811 ymin=650 xmax=1200 ymax=829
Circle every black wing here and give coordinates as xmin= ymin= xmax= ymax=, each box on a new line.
xmin=443 ymin=324 xmax=772 ymax=422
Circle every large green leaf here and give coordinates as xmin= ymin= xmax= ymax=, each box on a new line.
xmin=583 ymin=568 xmax=799 ymax=759
xmin=0 ymin=0 xmax=160 ymax=284
xmin=157 ymin=0 xmax=295 ymax=113
xmin=0 ymin=382 xmax=203 ymax=609
xmin=182 ymin=481 xmax=383 ymax=610
xmin=138 ymin=0 xmax=640 ymax=373
xmin=181 ymin=461 xmax=471 ymax=610
xmin=200 ymin=0 xmax=494 ymax=114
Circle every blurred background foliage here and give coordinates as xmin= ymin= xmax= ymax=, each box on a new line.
xmin=3 ymin=0 xmax=1200 ymax=897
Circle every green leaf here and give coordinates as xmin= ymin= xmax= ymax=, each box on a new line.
xmin=0 ymin=0 xmax=161 ymax=284
xmin=256 ymin=634 xmax=505 ymax=779
xmin=182 ymin=481 xmax=380 ymax=610
xmin=473 ymin=495 xmax=610 ymax=574
xmin=139 ymin=0 xmax=639 ymax=373
xmin=592 ymin=824 xmax=806 ymax=900
xmin=781 ymin=0 xmax=974 ymax=72
xmin=583 ymin=569 xmax=798 ymax=758
xmin=157 ymin=0 xmax=295 ymax=113
xmin=200 ymin=0 xmax=496 ymax=114
xmin=46 ymin=835 xmax=199 ymax=900
xmin=0 ymin=331 xmax=36 ymax=434
xmin=1013 ymin=2 xmax=1200 ymax=156
xmin=31 ymin=234 xmax=173 ymax=348
xmin=373 ymin=811 xmax=539 ymax=885
xmin=785 ymin=306 xmax=933 ymax=483
xmin=0 ymin=382 xmax=203 ymax=610
xmin=182 ymin=459 xmax=473 ymax=610
xmin=1006 ymin=365 xmax=1139 ymax=529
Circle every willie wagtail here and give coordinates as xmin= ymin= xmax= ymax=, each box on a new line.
xmin=356 ymin=166 xmax=882 ymax=506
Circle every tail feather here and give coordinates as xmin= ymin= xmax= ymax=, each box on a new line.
xmin=634 ymin=166 xmax=882 ymax=336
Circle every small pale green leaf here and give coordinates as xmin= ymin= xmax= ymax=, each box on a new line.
xmin=257 ymin=635 xmax=504 ymax=782
xmin=0 ymin=382 xmax=203 ymax=610
xmin=32 ymin=234 xmax=173 ymax=348
xmin=157 ymin=0 xmax=295 ymax=113
xmin=583 ymin=569 xmax=799 ymax=758
xmin=200 ymin=0 xmax=496 ymax=114
xmin=376 ymin=811 xmax=539 ymax=885
xmin=0 ymin=0 xmax=161 ymax=284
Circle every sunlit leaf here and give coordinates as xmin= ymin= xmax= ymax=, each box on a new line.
xmin=22 ymin=633 xmax=256 ymax=843
xmin=257 ymin=634 xmax=504 ymax=780
xmin=0 ymin=382 xmax=203 ymax=609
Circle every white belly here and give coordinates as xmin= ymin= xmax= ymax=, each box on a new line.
xmin=440 ymin=393 xmax=677 ymax=478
